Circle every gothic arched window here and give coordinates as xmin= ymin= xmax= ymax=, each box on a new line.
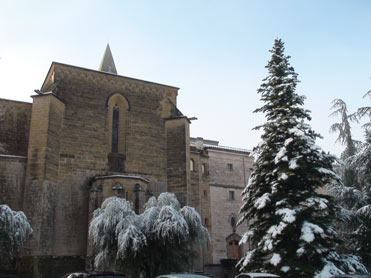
xmin=231 ymin=217 xmax=236 ymax=232
xmin=106 ymin=93 xmax=129 ymax=155
xmin=112 ymin=105 xmax=119 ymax=153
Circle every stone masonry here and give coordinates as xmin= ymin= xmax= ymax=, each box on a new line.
xmin=0 ymin=49 xmax=254 ymax=278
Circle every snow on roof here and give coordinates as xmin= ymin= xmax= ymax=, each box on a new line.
xmin=203 ymin=144 xmax=251 ymax=154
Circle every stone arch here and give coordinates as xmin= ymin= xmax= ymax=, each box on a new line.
xmin=106 ymin=93 xmax=129 ymax=155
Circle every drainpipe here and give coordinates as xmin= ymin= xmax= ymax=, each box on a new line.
xmin=242 ymin=157 xmax=246 ymax=186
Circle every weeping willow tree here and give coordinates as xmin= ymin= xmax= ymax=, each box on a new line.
xmin=0 ymin=205 xmax=32 ymax=265
xmin=89 ymin=193 xmax=210 ymax=278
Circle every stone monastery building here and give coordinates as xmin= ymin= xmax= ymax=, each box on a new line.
xmin=0 ymin=45 xmax=253 ymax=278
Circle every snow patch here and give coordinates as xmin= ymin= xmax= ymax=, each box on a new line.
xmin=242 ymin=250 xmax=254 ymax=267
xmin=289 ymin=158 xmax=299 ymax=169
xmin=240 ymin=230 xmax=254 ymax=245
xmin=274 ymin=147 xmax=288 ymax=164
xmin=317 ymin=168 xmax=336 ymax=176
xmin=356 ymin=204 xmax=371 ymax=219
xmin=314 ymin=261 xmax=343 ymax=278
xmin=289 ymin=127 xmax=305 ymax=137
xmin=284 ymin=138 xmax=294 ymax=146
xmin=300 ymin=221 xmax=324 ymax=243
xmin=296 ymin=247 xmax=305 ymax=256
xmin=279 ymin=173 xmax=288 ymax=180
xmin=254 ymin=193 xmax=271 ymax=209
xmin=270 ymin=253 xmax=281 ymax=266
xmin=276 ymin=208 xmax=296 ymax=223
xmin=304 ymin=197 xmax=328 ymax=210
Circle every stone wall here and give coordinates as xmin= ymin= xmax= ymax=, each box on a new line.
xmin=165 ymin=117 xmax=190 ymax=206
xmin=0 ymin=98 xmax=32 ymax=156
xmin=0 ymin=155 xmax=27 ymax=211
xmin=190 ymin=148 xmax=213 ymax=268
xmin=20 ymin=62 xmax=182 ymax=265
xmin=207 ymin=149 xmax=253 ymax=265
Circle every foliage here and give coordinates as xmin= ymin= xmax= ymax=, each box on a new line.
xmin=329 ymin=98 xmax=359 ymax=187
xmin=328 ymin=90 xmax=371 ymax=271
xmin=353 ymin=91 xmax=371 ymax=132
xmin=238 ymin=39 xmax=366 ymax=278
xmin=89 ymin=193 xmax=209 ymax=278
xmin=0 ymin=204 xmax=32 ymax=263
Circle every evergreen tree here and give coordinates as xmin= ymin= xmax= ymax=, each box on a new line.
xmin=329 ymin=99 xmax=359 ymax=187
xmin=354 ymin=90 xmax=371 ymax=132
xmin=346 ymin=91 xmax=371 ymax=270
xmin=347 ymin=132 xmax=371 ymax=271
xmin=238 ymin=39 xmax=366 ymax=278
xmin=327 ymin=99 xmax=362 ymax=257
xmin=327 ymin=92 xmax=370 ymax=271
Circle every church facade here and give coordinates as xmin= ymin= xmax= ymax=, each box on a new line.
xmin=0 ymin=45 xmax=253 ymax=278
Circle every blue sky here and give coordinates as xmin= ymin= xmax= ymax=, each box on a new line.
xmin=0 ymin=0 xmax=370 ymax=156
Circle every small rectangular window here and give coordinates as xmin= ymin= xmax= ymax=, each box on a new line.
xmin=201 ymin=164 xmax=205 ymax=174
xmin=203 ymin=190 xmax=207 ymax=197
xmin=227 ymin=163 xmax=233 ymax=171
xmin=229 ymin=191 xmax=235 ymax=201
xmin=190 ymin=159 xmax=195 ymax=171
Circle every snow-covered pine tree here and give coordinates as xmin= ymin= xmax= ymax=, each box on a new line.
xmin=238 ymin=39 xmax=366 ymax=278
xmin=348 ymin=132 xmax=371 ymax=271
xmin=346 ymin=91 xmax=371 ymax=271
xmin=327 ymin=98 xmax=362 ymax=255
xmin=355 ymin=90 xmax=371 ymax=132
xmin=329 ymin=99 xmax=359 ymax=187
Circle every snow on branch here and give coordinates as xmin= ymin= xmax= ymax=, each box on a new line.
xmin=0 ymin=204 xmax=32 ymax=257
xmin=88 ymin=192 xmax=209 ymax=275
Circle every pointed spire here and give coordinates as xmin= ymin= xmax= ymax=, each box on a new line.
xmin=98 ymin=44 xmax=117 ymax=74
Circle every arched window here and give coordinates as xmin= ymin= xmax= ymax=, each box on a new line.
xmin=231 ymin=217 xmax=236 ymax=232
xmin=107 ymin=94 xmax=129 ymax=155
xmin=190 ymin=159 xmax=195 ymax=171
xmin=112 ymin=105 xmax=119 ymax=153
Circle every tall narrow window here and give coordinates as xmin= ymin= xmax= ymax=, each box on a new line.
xmin=227 ymin=163 xmax=233 ymax=171
xmin=190 ymin=159 xmax=195 ymax=171
xmin=112 ymin=106 xmax=119 ymax=153
xmin=231 ymin=217 xmax=236 ymax=232
xmin=229 ymin=190 xmax=235 ymax=201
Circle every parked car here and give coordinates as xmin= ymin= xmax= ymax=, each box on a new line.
xmin=330 ymin=275 xmax=371 ymax=278
xmin=235 ymin=273 xmax=280 ymax=278
xmin=156 ymin=274 xmax=209 ymax=278
xmin=62 ymin=271 xmax=126 ymax=278
xmin=0 ymin=274 xmax=17 ymax=278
